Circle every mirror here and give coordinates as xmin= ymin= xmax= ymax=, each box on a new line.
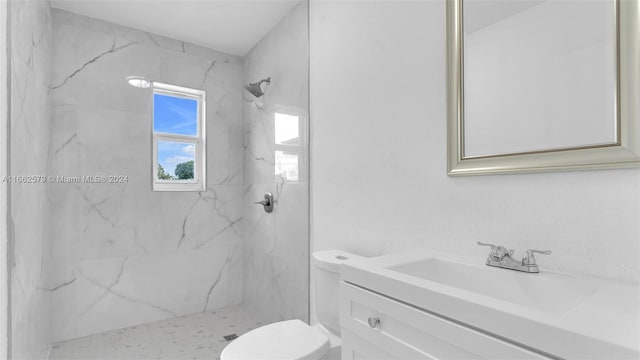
xmin=447 ymin=0 xmax=640 ymax=175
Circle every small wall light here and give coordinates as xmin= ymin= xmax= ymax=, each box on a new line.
xmin=126 ymin=76 xmax=151 ymax=88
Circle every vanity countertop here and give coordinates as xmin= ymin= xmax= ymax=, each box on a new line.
xmin=341 ymin=249 xmax=640 ymax=359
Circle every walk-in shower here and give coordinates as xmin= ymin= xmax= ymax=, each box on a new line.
xmin=6 ymin=0 xmax=309 ymax=359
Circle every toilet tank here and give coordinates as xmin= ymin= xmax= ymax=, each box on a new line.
xmin=312 ymin=250 xmax=364 ymax=336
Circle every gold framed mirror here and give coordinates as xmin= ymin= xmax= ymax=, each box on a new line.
xmin=447 ymin=0 xmax=640 ymax=176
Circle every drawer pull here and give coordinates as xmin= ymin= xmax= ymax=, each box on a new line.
xmin=368 ymin=316 xmax=381 ymax=328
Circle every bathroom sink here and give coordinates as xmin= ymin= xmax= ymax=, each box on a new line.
xmin=388 ymin=257 xmax=596 ymax=314
xmin=340 ymin=248 xmax=640 ymax=359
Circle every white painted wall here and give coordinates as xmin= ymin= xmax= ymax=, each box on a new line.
xmin=310 ymin=0 xmax=640 ymax=284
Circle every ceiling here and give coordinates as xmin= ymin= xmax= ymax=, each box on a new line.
xmin=51 ymin=0 xmax=301 ymax=56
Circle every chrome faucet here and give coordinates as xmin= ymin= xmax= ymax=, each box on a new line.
xmin=477 ymin=242 xmax=551 ymax=273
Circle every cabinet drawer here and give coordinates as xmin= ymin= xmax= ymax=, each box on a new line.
xmin=342 ymin=329 xmax=397 ymax=360
xmin=340 ymin=282 xmax=551 ymax=360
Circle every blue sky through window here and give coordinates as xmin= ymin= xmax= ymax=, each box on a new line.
xmin=157 ymin=141 xmax=195 ymax=178
xmin=153 ymin=94 xmax=198 ymax=136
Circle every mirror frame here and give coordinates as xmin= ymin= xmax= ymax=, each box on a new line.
xmin=447 ymin=0 xmax=640 ymax=176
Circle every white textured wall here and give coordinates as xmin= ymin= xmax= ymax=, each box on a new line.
xmin=310 ymin=0 xmax=640 ymax=284
xmin=9 ymin=0 xmax=52 ymax=357
xmin=49 ymin=10 xmax=245 ymax=341
xmin=242 ymin=1 xmax=309 ymax=324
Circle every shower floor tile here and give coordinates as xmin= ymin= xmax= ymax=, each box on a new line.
xmin=49 ymin=304 xmax=267 ymax=360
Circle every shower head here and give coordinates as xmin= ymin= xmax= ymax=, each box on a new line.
xmin=244 ymin=77 xmax=271 ymax=97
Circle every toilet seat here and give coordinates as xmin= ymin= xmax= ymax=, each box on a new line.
xmin=220 ymin=319 xmax=330 ymax=360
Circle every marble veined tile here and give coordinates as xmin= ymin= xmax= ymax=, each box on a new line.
xmin=241 ymin=1 xmax=309 ymax=324
xmin=53 ymin=246 xmax=242 ymax=342
xmin=243 ymin=183 xmax=308 ymax=324
xmin=9 ymin=0 xmax=53 ymax=357
xmin=50 ymin=9 xmax=246 ymax=339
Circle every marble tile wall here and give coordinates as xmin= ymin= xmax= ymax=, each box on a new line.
xmin=242 ymin=1 xmax=310 ymax=323
xmin=9 ymin=0 xmax=53 ymax=358
xmin=0 ymin=2 xmax=8 ymax=357
xmin=49 ymin=9 xmax=245 ymax=341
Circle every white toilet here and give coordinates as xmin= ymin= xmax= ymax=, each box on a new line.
xmin=220 ymin=250 xmax=362 ymax=360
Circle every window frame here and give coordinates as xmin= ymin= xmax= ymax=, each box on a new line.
xmin=152 ymin=82 xmax=206 ymax=192
xmin=273 ymin=107 xmax=306 ymax=183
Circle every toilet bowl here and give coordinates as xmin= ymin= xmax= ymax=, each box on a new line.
xmin=219 ymin=320 xmax=338 ymax=360
xmin=220 ymin=250 xmax=362 ymax=360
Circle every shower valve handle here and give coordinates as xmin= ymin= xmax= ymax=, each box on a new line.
xmin=255 ymin=192 xmax=274 ymax=213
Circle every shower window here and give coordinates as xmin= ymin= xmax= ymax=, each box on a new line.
xmin=274 ymin=112 xmax=301 ymax=182
xmin=152 ymin=82 xmax=205 ymax=191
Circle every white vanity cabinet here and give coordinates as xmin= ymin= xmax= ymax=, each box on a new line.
xmin=339 ymin=249 xmax=640 ymax=359
xmin=340 ymin=282 xmax=551 ymax=360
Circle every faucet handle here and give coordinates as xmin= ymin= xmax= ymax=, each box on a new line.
xmin=522 ymin=249 xmax=552 ymax=266
xmin=477 ymin=241 xmax=497 ymax=249
xmin=477 ymin=242 xmax=512 ymax=260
